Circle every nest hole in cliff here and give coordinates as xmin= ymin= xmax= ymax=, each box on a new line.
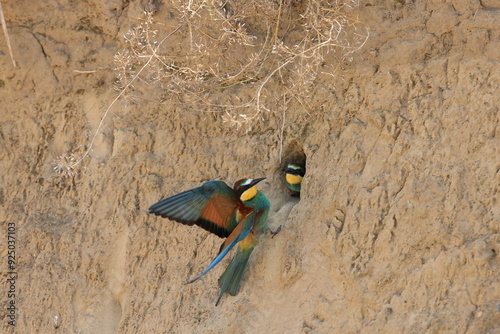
xmin=280 ymin=140 xmax=306 ymax=198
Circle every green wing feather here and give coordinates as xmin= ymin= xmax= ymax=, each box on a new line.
xmin=149 ymin=180 xmax=240 ymax=238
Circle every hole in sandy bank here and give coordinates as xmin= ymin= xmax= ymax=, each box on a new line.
xmin=280 ymin=140 xmax=306 ymax=198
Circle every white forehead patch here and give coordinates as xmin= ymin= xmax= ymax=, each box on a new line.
xmin=287 ymin=164 xmax=301 ymax=171
xmin=241 ymin=179 xmax=253 ymax=186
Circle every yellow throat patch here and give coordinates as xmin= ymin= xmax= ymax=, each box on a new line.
xmin=286 ymin=173 xmax=303 ymax=185
xmin=240 ymin=186 xmax=257 ymax=202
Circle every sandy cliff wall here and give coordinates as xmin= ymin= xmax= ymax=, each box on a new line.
xmin=0 ymin=0 xmax=498 ymax=333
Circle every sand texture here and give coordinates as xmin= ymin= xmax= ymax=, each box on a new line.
xmin=0 ymin=0 xmax=498 ymax=333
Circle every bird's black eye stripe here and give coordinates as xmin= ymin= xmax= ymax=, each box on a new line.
xmin=286 ymin=168 xmax=305 ymax=177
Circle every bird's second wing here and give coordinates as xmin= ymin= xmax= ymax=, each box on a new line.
xmin=149 ymin=181 xmax=240 ymax=238
xmin=186 ymin=207 xmax=261 ymax=285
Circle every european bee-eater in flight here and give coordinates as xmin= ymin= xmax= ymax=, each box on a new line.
xmin=285 ymin=164 xmax=305 ymax=197
xmin=149 ymin=177 xmax=279 ymax=305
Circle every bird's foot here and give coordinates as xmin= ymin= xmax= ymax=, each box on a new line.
xmin=271 ymin=225 xmax=282 ymax=238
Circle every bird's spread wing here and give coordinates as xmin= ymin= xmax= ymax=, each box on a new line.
xmin=149 ymin=181 xmax=240 ymax=238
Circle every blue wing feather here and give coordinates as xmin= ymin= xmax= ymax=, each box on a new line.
xmin=186 ymin=209 xmax=257 ymax=284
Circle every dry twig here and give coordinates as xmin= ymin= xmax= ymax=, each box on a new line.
xmin=0 ymin=2 xmax=16 ymax=67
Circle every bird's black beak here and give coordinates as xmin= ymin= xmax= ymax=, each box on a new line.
xmin=249 ymin=177 xmax=266 ymax=187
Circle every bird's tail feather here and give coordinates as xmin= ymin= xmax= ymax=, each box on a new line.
xmin=216 ymin=247 xmax=254 ymax=306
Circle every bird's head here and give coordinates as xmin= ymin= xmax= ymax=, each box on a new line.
xmin=285 ymin=164 xmax=304 ymax=185
xmin=233 ymin=177 xmax=266 ymax=202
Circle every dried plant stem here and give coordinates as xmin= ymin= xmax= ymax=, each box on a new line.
xmin=255 ymin=21 xmax=368 ymax=121
xmin=72 ymin=26 xmax=181 ymax=168
xmin=0 ymin=2 xmax=16 ymax=67
xmin=73 ymin=69 xmax=97 ymax=74
xmin=278 ymin=95 xmax=288 ymax=164
xmin=272 ymin=0 xmax=283 ymax=46
xmin=54 ymin=2 xmax=369 ymax=176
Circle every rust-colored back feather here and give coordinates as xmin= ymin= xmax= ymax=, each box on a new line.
xmin=200 ymin=193 xmax=238 ymax=229
xmin=149 ymin=180 xmax=246 ymax=238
